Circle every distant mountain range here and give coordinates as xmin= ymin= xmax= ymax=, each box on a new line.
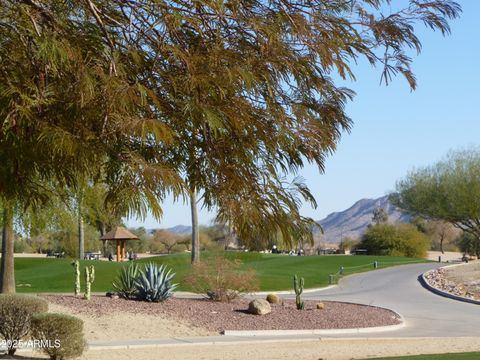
xmin=165 ymin=224 xmax=192 ymax=235
xmin=316 ymin=195 xmax=410 ymax=243
xmin=159 ymin=195 xmax=410 ymax=243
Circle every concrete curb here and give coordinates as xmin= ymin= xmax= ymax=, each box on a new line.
xmin=87 ymin=318 xmax=405 ymax=351
xmin=420 ymin=263 xmax=480 ymax=305
xmin=223 ymin=322 xmax=405 ymax=337
xmin=254 ymin=285 xmax=337 ymax=296
xmin=173 ymin=285 xmax=338 ymax=298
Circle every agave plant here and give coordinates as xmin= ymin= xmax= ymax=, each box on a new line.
xmin=112 ymin=263 xmax=139 ymax=299
xmin=134 ymin=263 xmax=177 ymax=302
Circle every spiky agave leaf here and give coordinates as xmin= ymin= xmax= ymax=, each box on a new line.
xmin=112 ymin=263 xmax=140 ymax=299
xmin=134 ymin=263 xmax=177 ymax=302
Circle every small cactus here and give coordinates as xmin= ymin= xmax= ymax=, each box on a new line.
xmin=84 ymin=265 xmax=95 ymax=300
xmin=72 ymin=260 xmax=80 ymax=296
xmin=293 ymin=274 xmax=304 ymax=310
xmin=266 ymin=293 xmax=281 ymax=304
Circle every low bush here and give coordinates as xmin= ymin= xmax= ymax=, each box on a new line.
xmin=112 ymin=263 xmax=140 ymax=299
xmin=360 ymin=223 xmax=429 ymax=258
xmin=0 ymin=294 xmax=48 ymax=355
xmin=134 ymin=263 xmax=177 ymax=302
xmin=456 ymin=232 xmax=480 ymax=258
xmin=185 ymin=256 xmax=259 ymax=302
xmin=31 ymin=313 xmax=86 ymax=360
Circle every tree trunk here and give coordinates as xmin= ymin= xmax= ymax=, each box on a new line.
xmin=190 ymin=187 xmax=200 ymax=264
xmin=0 ymin=202 xmax=15 ymax=293
xmin=100 ymin=222 xmax=108 ymax=256
xmin=78 ymin=208 xmax=84 ymax=260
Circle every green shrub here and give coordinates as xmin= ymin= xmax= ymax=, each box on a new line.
xmin=360 ymin=223 xmax=429 ymax=258
xmin=0 ymin=294 xmax=48 ymax=355
xmin=31 ymin=313 xmax=86 ymax=360
xmin=266 ymin=293 xmax=281 ymax=304
xmin=134 ymin=263 xmax=177 ymax=302
xmin=185 ymin=256 xmax=259 ymax=302
xmin=456 ymin=232 xmax=480 ymax=258
xmin=112 ymin=263 xmax=140 ymax=299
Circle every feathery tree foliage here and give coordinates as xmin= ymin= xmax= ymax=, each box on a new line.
xmin=0 ymin=0 xmax=461 ymax=290
xmin=20 ymin=182 xmax=122 ymax=257
xmin=62 ymin=0 xmax=458 ymax=262
xmin=393 ymin=149 xmax=480 ymax=248
xmin=0 ymin=1 xmax=183 ymax=292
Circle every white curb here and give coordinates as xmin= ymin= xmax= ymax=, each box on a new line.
xmin=223 ymin=317 xmax=405 ymax=337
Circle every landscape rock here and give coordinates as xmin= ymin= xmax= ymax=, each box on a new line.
xmin=248 ymin=299 xmax=271 ymax=315
xmin=207 ymin=289 xmax=239 ymax=302
xmin=424 ymin=268 xmax=480 ymax=300
xmin=316 ymin=302 xmax=325 ymax=310
xmin=106 ymin=292 xmax=119 ymax=299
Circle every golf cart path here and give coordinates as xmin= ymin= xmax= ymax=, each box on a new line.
xmin=299 ymin=262 xmax=480 ymax=338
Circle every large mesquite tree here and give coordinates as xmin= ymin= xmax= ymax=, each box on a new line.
xmin=0 ymin=0 xmax=461 ymax=286
xmin=77 ymin=0 xmax=460 ymax=262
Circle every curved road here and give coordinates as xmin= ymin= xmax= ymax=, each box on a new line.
xmin=297 ymin=262 xmax=480 ymax=337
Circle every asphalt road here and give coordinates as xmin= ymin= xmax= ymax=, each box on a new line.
xmin=298 ymin=262 xmax=480 ymax=337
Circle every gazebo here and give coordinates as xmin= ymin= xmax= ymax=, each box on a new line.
xmin=100 ymin=226 xmax=139 ymax=262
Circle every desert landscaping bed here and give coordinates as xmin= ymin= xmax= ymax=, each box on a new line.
xmin=424 ymin=262 xmax=480 ymax=301
xmin=43 ymin=295 xmax=401 ymax=337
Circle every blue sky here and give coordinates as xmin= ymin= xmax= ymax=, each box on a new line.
xmin=127 ymin=0 xmax=479 ymax=229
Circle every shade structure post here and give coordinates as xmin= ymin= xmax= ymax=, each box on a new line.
xmin=116 ymin=240 xmax=121 ymax=262
xmin=121 ymin=240 xmax=126 ymax=261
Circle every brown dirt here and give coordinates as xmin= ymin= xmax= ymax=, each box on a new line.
xmin=43 ymin=295 xmax=400 ymax=335
xmin=445 ymin=261 xmax=480 ymax=299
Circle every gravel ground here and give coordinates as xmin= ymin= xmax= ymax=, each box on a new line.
xmin=424 ymin=262 xmax=480 ymax=300
xmin=43 ymin=295 xmax=400 ymax=334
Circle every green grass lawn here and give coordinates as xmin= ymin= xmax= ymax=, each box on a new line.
xmin=14 ymin=252 xmax=428 ymax=293
xmin=359 ymin=353 xmax=480 ymax=360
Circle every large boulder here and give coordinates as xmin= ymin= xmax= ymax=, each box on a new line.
xmin=248 ymin=299 xmax=271 ymax=315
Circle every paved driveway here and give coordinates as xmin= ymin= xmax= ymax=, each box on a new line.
xmin=297 ymin=262 xmax=480 ymax=337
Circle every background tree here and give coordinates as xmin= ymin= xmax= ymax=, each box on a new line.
xmin=412 ymin=217 xmax=458 ymax=253
xmin=393 ymin=148 xmax=480 ymax=253
xmin=153 ymin=230 xmax=180 ymax=254
xmin=456 ymin=232 xmax=480 ymax=258
xmin=360 ymin=223 xmax=429 ymax=258
xmin=372 ymin=208 xmax=389 ymax=225
xmin=339 ymin=237 xmax=360 ymax=253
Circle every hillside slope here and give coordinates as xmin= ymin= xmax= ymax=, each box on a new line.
xmin=316 ymin=195 xmax=410 ymax=243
